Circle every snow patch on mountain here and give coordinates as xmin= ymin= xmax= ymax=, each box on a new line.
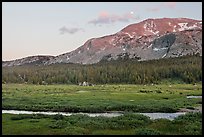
xmin=148 ymin=43 xmax=153 ymax=48
xmin=125 ymin=32 xmax=134 ymax=38
xmin=178 ymin=22 xmax=200 ymax=31
xmin=162 ymin=53 xmax=167 ymax=58
xmin=153 ymin=47 xmax=168 ymax=51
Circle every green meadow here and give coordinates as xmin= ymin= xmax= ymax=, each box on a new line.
xmin=2 ymin=83 xmax=202 ymax=135
xmin=2 ymin=83 xmax=202 ymax=113
xmin=2 ymin=111 xmax=202 ymax=135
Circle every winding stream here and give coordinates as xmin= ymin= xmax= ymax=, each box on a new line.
xmin=2 ymin=110 xmax=188 ymax=120
xmin=2 ymin=96 xmax=202 ymax=120
xmin=2 ymin=110 xmax=122 ymax=118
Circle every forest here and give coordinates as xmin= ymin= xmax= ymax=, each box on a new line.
xmin=2 ymin=55 xmax=202 ymax=85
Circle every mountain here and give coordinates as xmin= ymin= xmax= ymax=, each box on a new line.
xmin=45 ymin=18 xmax=202 ymax=65
xmin=3 ymin=18 xmax=202 ymax=67
xmin=2 ymin=55 xmax=55 ymax=67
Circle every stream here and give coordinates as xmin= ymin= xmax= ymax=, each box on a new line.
xmin=2 ymin=96 xmax=202 ymax=120
xmin=2 ymin=110 xmax=189 ymax=120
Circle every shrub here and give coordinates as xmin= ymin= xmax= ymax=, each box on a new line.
xmin=139 ymin=90 xmax=153 ymax=93
xmin=196 ymin=100 xmax=202 ymax=104
xmin=49 ymin=120 xmax=67 ymax=129
xmin=174 ymin=112 xmax=202 ymax=123
xmin=155 ymin=90 xmax=162 ymax=93
xmin=186 ymin=106 xmax=195 ymax=110
xmin=182 ymin=121 xmax=202 ymax=135
xmin=52 ymin=114 xmax=64 ymax=120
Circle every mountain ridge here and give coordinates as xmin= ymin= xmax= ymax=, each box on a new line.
xmin=2 ymin=17 xmax=202 ymax=67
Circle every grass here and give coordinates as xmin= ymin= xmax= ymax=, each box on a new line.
xmin=2 ymin=83 xmax=202 ymax=113
xmin=2 ymin=112 xmax=202 ymax=135
xmin=2 ymin=83 xmax=202 ymax=135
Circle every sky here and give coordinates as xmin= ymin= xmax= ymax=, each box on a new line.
xmin=2 ymin=2 xmax=202 ymax=61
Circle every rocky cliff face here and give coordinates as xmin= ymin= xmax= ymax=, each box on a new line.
xmin=3 ymin=18 xmax=202 ymax=67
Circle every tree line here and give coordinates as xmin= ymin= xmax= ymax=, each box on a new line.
xmin=2 ymin=55 xmax=202 ymax=85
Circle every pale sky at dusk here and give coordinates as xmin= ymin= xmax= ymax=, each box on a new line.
xmin=2 ymin=2 xmax=202 ymax=61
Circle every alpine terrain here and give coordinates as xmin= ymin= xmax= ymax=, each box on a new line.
xmin=3 ymin=18 xmax=202 ymax=66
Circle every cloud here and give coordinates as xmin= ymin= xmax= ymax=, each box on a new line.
xmin=88 ymin=11 xmax=110 ymax=25
xmin=88 ymin=11 xmax=140 ymax=25
xmin=59 ymin=26 xmax=84 ymax=34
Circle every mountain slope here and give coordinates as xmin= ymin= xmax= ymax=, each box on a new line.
xmin=3 ymin=18 xmax=202 ymax=66
xmin=2 ymin=55 xmax=55 ymax=67
xmin=46 ymin=18 xmax=202 ymax=65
